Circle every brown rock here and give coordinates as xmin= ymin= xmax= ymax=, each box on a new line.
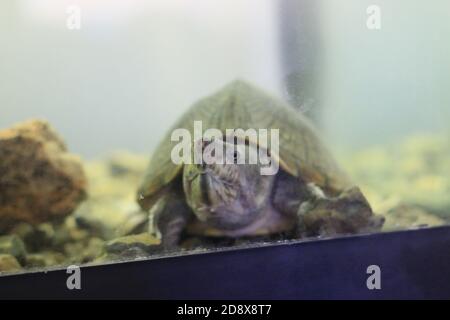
xmin=0 ymin=119 xmax=87 ymax=232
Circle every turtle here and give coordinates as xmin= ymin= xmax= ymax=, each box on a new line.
xmin=137 ymin=80 xmax=384 ymax=249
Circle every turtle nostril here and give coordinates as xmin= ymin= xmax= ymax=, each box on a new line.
xmin=197 ymin=162 xmax=207 ymax=170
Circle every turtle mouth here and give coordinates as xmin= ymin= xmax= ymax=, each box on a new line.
xmin=187 ymin=166 xmax=239 ymax=218
xmin=200 ymin=168 xmax=238 ymax=205
xmin=199 ymin=170 xmax=211 ymax=208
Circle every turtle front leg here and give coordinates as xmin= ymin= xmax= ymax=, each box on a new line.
xmin=296 ymin=185 xmax=385 ymax=238
xmin=149 ymin=192 xmax=194 ymax=250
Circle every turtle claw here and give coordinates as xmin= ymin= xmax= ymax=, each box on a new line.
xmin=296 ymin=186 xmax=385 ymax=238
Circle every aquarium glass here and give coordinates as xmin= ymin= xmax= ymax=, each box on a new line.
xmin=0 ymin=0 xmax=449 ymax=275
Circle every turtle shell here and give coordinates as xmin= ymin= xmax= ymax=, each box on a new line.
xmin=137 ymin=80 xmax=351 ymax=210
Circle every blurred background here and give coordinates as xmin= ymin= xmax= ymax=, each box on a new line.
xmin=0 ymin=0 xmax=449 ymax=156
xmin=0 ymin=1 xmax=450 ymax=273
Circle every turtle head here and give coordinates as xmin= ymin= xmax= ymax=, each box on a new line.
xmin=182 ymin=136 xmax=276 ymax=230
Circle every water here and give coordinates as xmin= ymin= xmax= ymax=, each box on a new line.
xmin=0 ymin=0 xmax=449 ymax=274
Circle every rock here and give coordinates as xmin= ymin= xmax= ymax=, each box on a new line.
xmin=84 ymin=153 xmax=147 ymax=200
xmin=0 ymin=254 xmax=21 ymax=273
xmin=101 ymin=233 xmax=161 ymax=260
xmin=11 ymin=222 xmax=54 ymax=253
xmin=0 ymin=119 xmax=87 ymax=231
xmin=342 ymin=133 xmax=450 ymax=224
xmin=105 ymin=233 xmax=160 ymax=252
xmin=106 ymin=151 xmax=148 ymax=178
xmin=384 ymin=203 xmax=445 ymax=230
xmin=0 ymin=235 xmax=26 ymax=265
xmin=64 ymin=237 xmax=104 ymax=264
xmin=72 ymin=153 xmax=149 ymax=241
xmin=9 ymin=223 xmax=34 ymax=241
xmin=75 ymin=202 xmax=148 ymax=240
xmin=51 ymin=216 xmax=89 ymax=249
xmin=26 ymin=251 xmax=66 ymax=268
xmin=83 ymin=238 xmax=105 ymax=262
